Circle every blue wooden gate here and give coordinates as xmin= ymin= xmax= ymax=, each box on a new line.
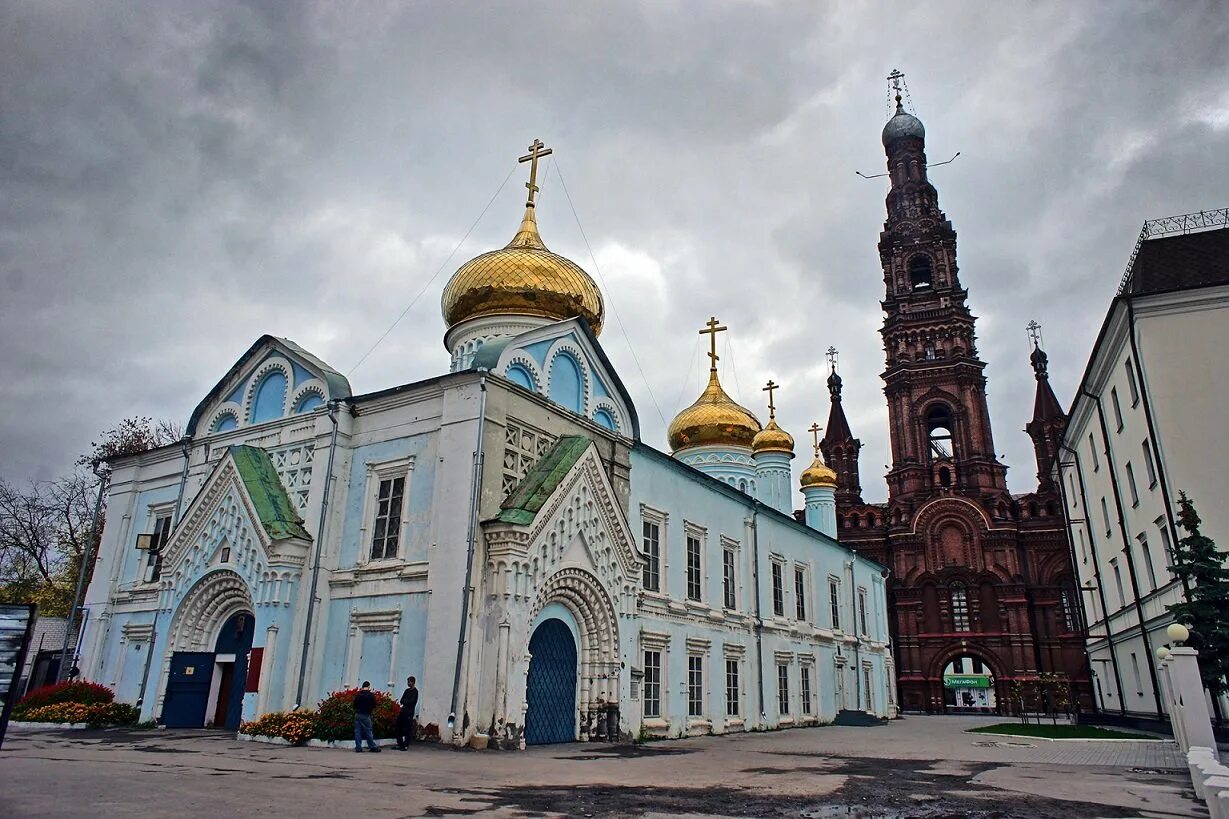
xmin=524 ymin=618 xmax=577 ymax=745
xmin=161 ymin=652 xmax=214 ymax=728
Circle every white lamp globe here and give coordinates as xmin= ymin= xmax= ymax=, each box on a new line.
xmin=1156 ymin=646 xmax=1170 ymax=661
xmin=1166 ymin=623 xmax=1190 ymax=644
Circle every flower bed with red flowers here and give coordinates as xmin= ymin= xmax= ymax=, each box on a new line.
xmin=314 ymin=688 xmax=400 ymax=741
xmin=240 ymin=710 xmax=318 ymax=745
xmin=13 ymin=680 xmax=115 ymax=719
xmin=19 ymin=701 xmax=139 ymax=726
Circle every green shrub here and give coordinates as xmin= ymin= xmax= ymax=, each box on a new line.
xmin=20 ymin=700 xmax=138 ymax=726
xmin=314 ymin=688 xmax=399 ymax=741
xmin=240 ymin=710 xmax=319 ymax=745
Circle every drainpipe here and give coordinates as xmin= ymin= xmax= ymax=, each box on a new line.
xmin=1124 ymin=299 xmax=1188 ymax=602
xmin=171 ymin=435 xmax=194 ymax=525
xmin=847 ymin=558 xmax=860 ymax=710
xmin=1053 ymin=448 xmax=1098 ymax=710
xmin=449 ymin=369 xmax=489 ymax=735
xmin=59 ymin=461 xmax=109 ymax=682
xmin=1086 ymin=389 xmax=1164 ymax=718
xmin=1059 ymin=441 xmax=1127 ymax=713
xmin=748 ymin=503 xmax=765 ymax=719
xmin=294 ymin=400 xmax=341 ymax=708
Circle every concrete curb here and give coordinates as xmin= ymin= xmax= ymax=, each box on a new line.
xmin=9 ymin=721 xmax=91 ymax=730
xmin=238 ymin=733 xmax=401 ymax=750
xmin=968 ymin=730 xmax=1172 ymax=743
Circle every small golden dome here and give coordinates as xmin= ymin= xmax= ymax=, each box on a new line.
xmin=441 ymin=205 xmax=604 ymax=333
xmin=752 ymin=418 xmax=795 ymax=455
xmin=668 ymin=370 xmax=762 ymax=453
xmin=801 ymin=455 xmax=838 ymax=489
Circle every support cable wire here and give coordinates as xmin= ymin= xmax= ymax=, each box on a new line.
xmin=348 ymin=163 xmax=519 ymax=376
xmin=672 ymin=333 xmax=702 ymax=416
xmin=553 ymin=162 xmax=668 ymax=430
xmin=725 ymin=333 xmax=744 ymax=405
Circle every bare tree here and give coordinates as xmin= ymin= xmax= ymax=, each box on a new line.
xmin=78 ymin=416 xmax=183 ymax=467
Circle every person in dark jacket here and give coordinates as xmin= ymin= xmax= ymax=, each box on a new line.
xmin=396 ymin=676 xmax=418 ymax=750
xmin=353 ymin=681 xmax=381 ymax=752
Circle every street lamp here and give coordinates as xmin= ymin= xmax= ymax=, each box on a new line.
xmin=1155 ymin=647 xmax=1170 ymax=661
xmin=1166 ymin=623 xmax=1190 ymax=645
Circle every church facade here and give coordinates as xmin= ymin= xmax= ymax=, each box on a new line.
xmin=819 ymin=90 xmax=1092 ymax=714
xmin=79 ymin=144 xmax=893 ymax=746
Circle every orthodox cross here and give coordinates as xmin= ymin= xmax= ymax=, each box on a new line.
xmin=826 ymin=346 xmax=839 ymax=374
xmin=887 ymin=68 xmax=905 ymax=97
xmin=808 ymin=423 xmax=823 ymax=457
xmin=763 ymin=380 xmax=779 ymax=419
xmin=1026 ymin=319 xmax=1043 ymax=349
xmin=519 ymin=138 xmax=553 ymax=207
xmin=699 ymin=316 xmax=727 ymax=372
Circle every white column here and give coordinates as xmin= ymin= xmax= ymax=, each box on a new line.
xmin=1167 ymin=647 xmax=1218 ymax=754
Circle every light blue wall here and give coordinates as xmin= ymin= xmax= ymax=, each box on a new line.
xmin=336 ymin=434 xmax=439 ymax=568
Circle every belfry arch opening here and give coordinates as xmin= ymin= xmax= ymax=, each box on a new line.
xmin=909 ymin=255 xmax=933 ymax=289
xmin=926 ymin=405 xmax=954 ymax=461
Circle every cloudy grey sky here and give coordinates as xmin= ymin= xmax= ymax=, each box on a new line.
xmin=3 ymin=1 xmax=1227 ymax=500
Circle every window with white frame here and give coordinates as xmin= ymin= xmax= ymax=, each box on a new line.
xmin=777 ymin=664 xmax=790 ymax=715
xmin=642 ymin=517 xmax=661 ymax=592
xmin=794 ymin=566 xmax=807 ymax=622
xmin=722 ymin=544 xmax=737 ymax=610
xmin=1101 ymin=497 xmax=1112 ymax=536
xmin=1130 ymin=652 xmax=1143 ymax=694
xmin=1111 ymin=559 xmax=1124 ymax=608
xmin=1137 ymin=532 xmax=1157 ymax=590
xmin=829 ymin=577 xmax=841 ymax=629
xmin=643 ymin=650 xmax=662 ymax=718
xmin=1077 ymin=528 xmax=1088 ymax=564
xmin=800 ymin=665 xmax=813 ymax=715
xmin=144 ymin=510 xmax=174 ymax=583
xmin=1089 ymin=433 xmax=1100 ymax=471
xmin=858 ymin=587 xmax=869 ymax=635
xmin=1142 ymin=440 xmax=1157 ymax=488
xmin=725 ymin=658 xmax=740 ymax=717
xmin=685 ymin=530 xmax=703 ymax=602
xmin=371 ymin=475 xmax=405 ymax=560
xmin=1111 ymin=387 xmax=1124 ymax=432
xmin=1126 ymin=462 xmax=1139 ymax=507
xmin=687 ymin=655 xmax=704 ymax=718
xmin=1156 ymin=516 xmax=1174 ymax=568
xmin=771 ymin=559 xmax=785 ymax=617
xmin=862 ymin=662 xmax=875 ymax=712
xmin=1125 ymin=359 xmax=1139 ymax=406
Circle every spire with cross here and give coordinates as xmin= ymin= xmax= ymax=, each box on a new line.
xmin=763 ymin=380 xmax=779 ymax=420
xmin=1026 ymin=319 xmax=1043 ymax=349
xmin=518 ymin=138 xmax=553 ymax=208
xmin=699 ymin=316 xmax=727 ymax=373
xmin=808 ymin=422 xmax=823 ymax=458
xmin=826 ymin=346 xmax=839 ymax=374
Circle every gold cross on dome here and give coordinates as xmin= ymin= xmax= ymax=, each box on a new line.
xmin=808 ymin=422 xmax=823 ymax=457
xmin=699 ymin=316 xmax=727 ymax=372
xmin=519 ymin=138 xmax=554 ymax=207
xmin=763 ymin=380 xmax=779 ymax=419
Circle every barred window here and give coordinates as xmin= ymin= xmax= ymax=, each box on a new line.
xmin=858 ymin=588 xmax=869 ymax=635
xmin=722 ymin=548 xmax=736 ymax=610
xmin=771 ymin=561 xmax=785 ymax=617
xmin=371 ymin=476 xmax=405 ymax=560
xmin=725 ymin=659 xmax=740 ymax=717
xmin=800 ymin=666 xmax=813 ymax=715
xmin=687 ymin=655 xmax=704 ymax=717
xmin=642 ymin=520 xmax=661 ymax=592
xmin=829 ymin=578 xmax=841 ymax=629
xmin=643 ymin=651 xmax=661 ymax=718
xmin=950 ymin=583 xmax=970 ymax=632
xmin=794 ymin=567 xmax=807 ymax=622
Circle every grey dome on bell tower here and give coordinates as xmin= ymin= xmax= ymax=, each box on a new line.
xmin=881 ymin=97 xmax=925 ymax=147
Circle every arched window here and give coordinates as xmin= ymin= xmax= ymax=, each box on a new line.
xmin=950 ymin=583 xmax=970 ymax=632
xmin=548 ymin=353 xmax=583 ymax=414
xmin=738 ymin=479 xmax=748 ymax=493
xmin=1046 ymin=501 xmax=1058 ymax=517
xmin=927 ymin=405 xmax=954 ymax=461
xmin=250 ymin=370 xmax=287 ymax=424
xmin=594 ymin=408 xmax=617 ymax=432
xmin=938 ymin=466 xmax=952 ymax=487
xmin=909 ymin=255 xmax=933 ymax=289
xmin=506 ymin=364 xmax=536 ymax=392
xmin=1028 ymin=502 xmax=1039 ymax=519
xmin=294 ymin=392 xmax=325 ymax=414
xmin=212 ymin=412 xmax=238 ymax=434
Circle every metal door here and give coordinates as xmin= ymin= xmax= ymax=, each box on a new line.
xmin=524 ymin=618 xmax=577 ymax=745
xmin=162 ymin=652 xmax=214 ymax=728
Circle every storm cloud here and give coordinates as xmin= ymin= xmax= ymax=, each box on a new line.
xmin=2 ymin=1 xmax=1227 ymax=499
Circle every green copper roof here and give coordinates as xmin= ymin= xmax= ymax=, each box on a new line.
xmin=495 ymin=436 xmax=590 ymax=526
xmin=229 ymin=445 xmax=311 ymax=541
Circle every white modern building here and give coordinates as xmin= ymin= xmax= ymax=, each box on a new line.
xmin=1057 ymin=212 xmax=1229 ymax=721
xmin=78 ymin=144 xmax=895 ymax=746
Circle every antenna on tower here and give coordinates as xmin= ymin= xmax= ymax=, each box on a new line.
xmin=857 ymin=69 xmax=961 ymax=179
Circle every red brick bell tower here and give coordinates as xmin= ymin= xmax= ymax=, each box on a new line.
xmin=830 ymin=74 xmax=1091 ymax=715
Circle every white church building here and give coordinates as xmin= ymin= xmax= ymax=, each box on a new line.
xmin=79 ymin=143 xmax=895 ymax=746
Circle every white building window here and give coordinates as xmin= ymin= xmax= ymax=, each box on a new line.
xmin=1125 ymin=359 xmax=1139 ymax=406
xmin=1137 ymin=532 xmax=1157 ymax=591
xmin=1111 ymin=387 xmax=1124 ymax=433
xmin=777 ymin=664 xmax=790 ymax=715
xmin=687 ymin=655 xmax=704 ymax=718
xmin=1130 ymin=652 xmax=1143 ymax=695
xmin=1111 ymin=559 xmax=1125 ymax=609
xmin=722 ymin=545 xmax=737 ymax=610
xmin=1077 ymin=528 xmax=1088 ymax=564
xmin=1102 ymin=497 xmax=1112 ymax=536
xmin=643 ymin=650 xmax=662 ymax=718
xmin=771 ymin=560 xmax=785 ymax=617
xmin=1089 ymin=433 xmax=1100 ymax=471
xmin=1126 ymin=462 xmax=1139 ymax=507
xmin=1156 ymin=516 xmax=1175 ymax=569
xmin=685 ymin=528 xmax=703 ymax=602
xmin=143 ymin=510 xmax=174 ymax=583
xmin=858 ymin=587 xmax=869 ymax=635
xmin=371 ymin=476 xmax=405 ymax=560
xmin=641 ymin=519 xmax=661 ymax=592
xmin=862 ymin=662 xmax=875 ymax=712
xmin=794 ymin=565 xmax=808 ymax=622
xmin=725 ymin=659 xmax=740 ymax=717
xmin=800 ymin=665 xmax=813 ymax=715
xmin=829 ymin=577 xmax=841 ymax=630
xmin=1142 ymin=440 xmax=1157 ymax=488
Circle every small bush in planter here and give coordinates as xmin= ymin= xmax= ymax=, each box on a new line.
xmin=314 ymin=688 xmax=399 ymax=741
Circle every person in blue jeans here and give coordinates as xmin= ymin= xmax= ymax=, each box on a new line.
xmin=353 ymin=681 xmax=381 ymax=752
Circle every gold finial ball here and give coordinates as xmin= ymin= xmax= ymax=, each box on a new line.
xmin=752 ymin=419 xmax=795 ymax=455
xmin=800 ymin=456 xmax=837 ymax=489
xmin=1156 ymin=646 xmax=1170 ymax=661
xmin=668 ymin=372 xmax=761 ymax=453
xmin=1166 ymin=622 xmax=1190 ymax=645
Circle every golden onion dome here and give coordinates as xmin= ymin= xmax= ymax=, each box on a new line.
xmin=800 ymin=455 xmax=838 ymax=489
xmin=752 ymin=418 xmax=795 ymax=455
xmin=441 ymin=205 xmax=604 ymax=334
xmin=668 ymin=370 xmax=762 ymax=453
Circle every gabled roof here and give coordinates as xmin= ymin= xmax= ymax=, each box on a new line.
xmin=494 ymin=436 xmax=591 ymax=525
xmin=186 ymin=335 xmax=351 ymax=436
xmin=227 ymin=445 xmax=311 ymax=541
